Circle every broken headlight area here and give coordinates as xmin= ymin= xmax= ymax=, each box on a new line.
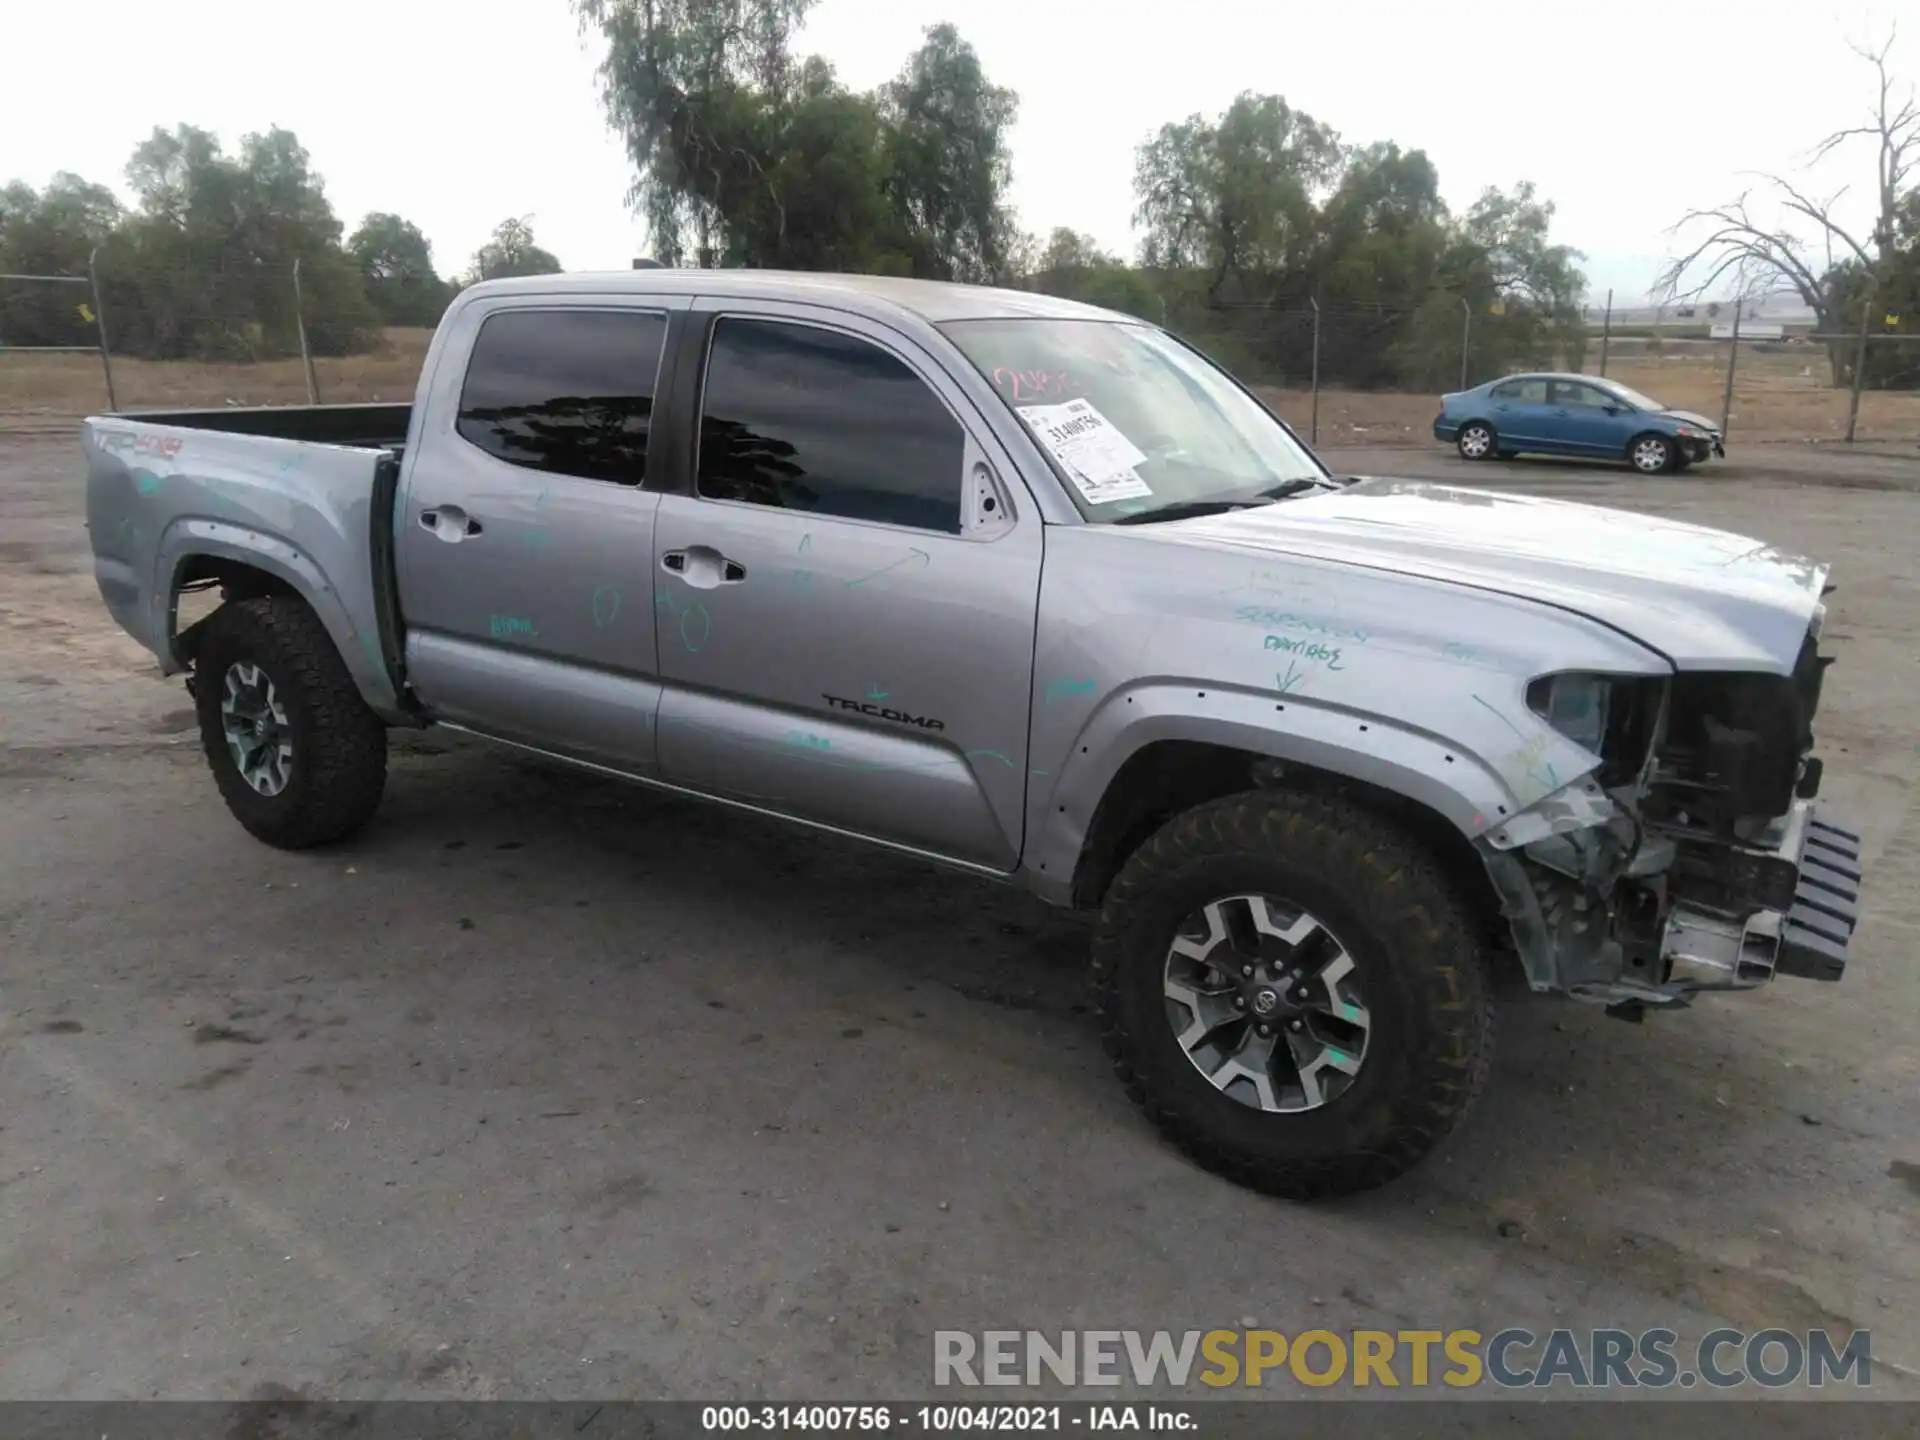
xmin=1499 ymin=626 xmax=1863 ymax=1010
xmin=1524 ymin=671 xmax=1664 ymax=787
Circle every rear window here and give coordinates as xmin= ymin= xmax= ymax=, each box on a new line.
xmin=1490 ymin=378 xmax=1548 ymax=402
xmin=456 ymin=308 xmax=668 ymax=484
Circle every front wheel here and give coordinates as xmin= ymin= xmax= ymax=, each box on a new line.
xmin=193 ymin=595 xmax=389 ymax=848
xmin=1628 ymin=432 xmax=1675 ymax=474
xmin=1091 ymin=790 xmax=1495 ymax=1200
xmin=1456 ymin=422 xmax=1497 ymax=461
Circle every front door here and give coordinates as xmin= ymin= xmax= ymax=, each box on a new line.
xmin=1548 ymin=378 xmax=1631 ymax=456
xmin=395 ymin=297 xmax=687 ymax=771
xmin=650 ymin=303 xmax=1043 ymax=871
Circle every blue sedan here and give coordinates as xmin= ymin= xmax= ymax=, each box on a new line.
xmin=1433 ymin=372 xmax=1726 ymax=474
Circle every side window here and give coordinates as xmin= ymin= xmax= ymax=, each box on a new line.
xmin=456 ymin=308 xmax=668 ymax=484
xmin=697 ymin=317 xmax=965 ymax=533
xmin=1491 ymin=378 xmax=1547 ymax=402
xmin=1552 ymin=380 xmax=1607 ymax=408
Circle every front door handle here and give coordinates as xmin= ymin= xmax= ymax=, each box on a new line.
xmin=420 ymin=506 xmax=483 ymax=542
xmin=661 ymin=546 xmax=747 ymax=588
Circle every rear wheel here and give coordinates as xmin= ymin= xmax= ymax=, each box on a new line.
xmin=1456 ymin=422 xmax=1497 ymax=461
xmin=193 ymin=595 xmax=388 ymax=848
xmin=1628 ymin=432 xmax=1675 ymax=474
xmin=1091 ymin=789 xmax=1496 ymax=1200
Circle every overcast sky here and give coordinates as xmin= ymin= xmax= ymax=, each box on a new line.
xmin=4 ymin=0 xmax=1908 ymax=303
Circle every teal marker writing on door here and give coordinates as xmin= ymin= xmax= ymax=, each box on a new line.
xmin=1043 ymin=678 xmax=1097 ymax=706
xmin=490 ymin=615 xmax=538 ymax=640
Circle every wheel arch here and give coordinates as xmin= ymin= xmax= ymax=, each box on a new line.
xmin=1040 ymin=720 xmax=1525 ymax=995
xmin=158 ymin=527 xmax=400 ymax=716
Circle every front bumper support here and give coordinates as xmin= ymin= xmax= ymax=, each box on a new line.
xmin=1775 ymin=814 xmax=1864 ymax=981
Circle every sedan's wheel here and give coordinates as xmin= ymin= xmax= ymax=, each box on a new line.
xmin=1456 ymin=422 xmax=1496 ymax=460
xmin=1629 ymin=433 xmax=1674 ymax=474
xmin=1092 ymin=789 xmax=1495 ymax=1200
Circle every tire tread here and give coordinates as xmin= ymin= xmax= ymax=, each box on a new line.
xmin=195 ymin=596 xmax=387 ymax=849
xmin=1090 ymin=788 xmax=1495 ymax=1200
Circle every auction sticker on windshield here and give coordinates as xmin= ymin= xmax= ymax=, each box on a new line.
xmin=1016 ymin=399 xmax=1153 ymax=504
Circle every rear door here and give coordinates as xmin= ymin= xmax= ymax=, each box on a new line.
xmin=394 ymin=294 xmax=690 ymax=771
xmin=1487 ymin=376 xmax=1552 ymax=446
xmin=648 ymin=300 xmax=1043 ymax=871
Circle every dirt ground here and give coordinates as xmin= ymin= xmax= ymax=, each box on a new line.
xmin=2 ymin=433 xmax=1919 ymax=1410
xmin=5 ymin=327 xmax=1920 ymax=450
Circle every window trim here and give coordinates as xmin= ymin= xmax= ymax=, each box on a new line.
xmin=451 ymin=303 xmax=673 ymax=487
xmin=689 ymin=309 xmax=987 ymax=539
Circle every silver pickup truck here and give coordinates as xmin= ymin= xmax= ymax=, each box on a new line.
xmin=82 ymin=270 xmax=1865 ymax=1200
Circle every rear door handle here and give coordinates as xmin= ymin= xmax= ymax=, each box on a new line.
xmin=661 ymin=547 xmax=747 ymax=587
xmin=420 ymin=506 xmax=483 ymax=542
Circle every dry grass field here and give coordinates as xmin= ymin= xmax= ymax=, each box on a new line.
xmin=3 ymin=324 xmax=1918 ymax=448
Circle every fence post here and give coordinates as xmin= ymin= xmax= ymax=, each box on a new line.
xmin=291 ymin=258 xmax=321 ymax=405
xmin=86 ymin=247 xmax=118 ymax=412
xmin=1599 ymin=288 xmax=1612 ymax=377
xmin=1309 ymin=296 xmax=1321 ymax=446
xmin=1719 ymin=298 xmax=1741 ymax=438
xmin=1459 ymin=297 xmax=1472 ymax=391
xmin=1845 ymin=276 xmax=1876 ymax=444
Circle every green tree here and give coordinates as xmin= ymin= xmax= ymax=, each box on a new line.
xmin=0 ymin=173 xmax=122 ymax=347
xmin=350 ymin=211 xmax=453 ymax=325
xmin=90 ymin=123 xmax=378 ymax=360
xmin=467 ymin=216 xmax=564 ymax=282
xmin=574 ymin=2 xmax=1019 ymax=280
xmin=877 ymin=23 xmax=1019 ymax=282
xmin=1826 ymin=189 xmax=1920 ymax=390
xmin=1025 ymin=227 xmax=1163 ymax=320
xmin=1135 ymin=93 xmax=1344 ymax=302
xmin=1127 ymin=91 xmax=1585 ymax=392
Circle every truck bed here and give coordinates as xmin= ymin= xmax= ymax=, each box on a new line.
xmin=81 ymin=407 xmax=411 ymax=718
xmin=112 ymin=401 xmax=413 ymax=451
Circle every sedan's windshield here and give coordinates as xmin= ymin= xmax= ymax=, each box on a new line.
xmin=1596 ymin=380 xmax=1667 ymax=412
xmin=939 ymin=318 xmax=1329 ymax=520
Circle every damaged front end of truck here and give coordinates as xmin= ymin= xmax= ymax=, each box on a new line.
xmin=1479 ymin=613 xmax=1864 ymax=1020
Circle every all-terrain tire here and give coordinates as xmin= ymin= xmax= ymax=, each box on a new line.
xmin=193 ymin=595 xmax=388 ymax=849
xmin=1091 ymin=788 xmax=1495 ymax=1200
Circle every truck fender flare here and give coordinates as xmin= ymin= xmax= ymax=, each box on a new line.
xmin=1025 ymin=683 xmax=1520 ymax=904
xmin=154 ymin=519 xmax=396 ymax=712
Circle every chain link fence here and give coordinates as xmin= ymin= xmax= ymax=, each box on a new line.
xmin=1175 ymin=299 xmax=1920 ymax=451
xmin=0 ymin=255 xmax=427 ymax=427
xmin=5 ymin=259 xmax=1920 ymax=448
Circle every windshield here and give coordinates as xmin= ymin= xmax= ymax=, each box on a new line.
xmin=1595 ymin=379 xmax=1667 ymax=412
xmin=939 ymin=318 xmax=1328 ymax=520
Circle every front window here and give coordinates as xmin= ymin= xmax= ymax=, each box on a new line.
xmin=940 ymin=318 xmax=1327 ymax=520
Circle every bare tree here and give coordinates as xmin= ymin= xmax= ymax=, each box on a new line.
xmin=1658 ymin=27 xmax=1917 ymax=384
